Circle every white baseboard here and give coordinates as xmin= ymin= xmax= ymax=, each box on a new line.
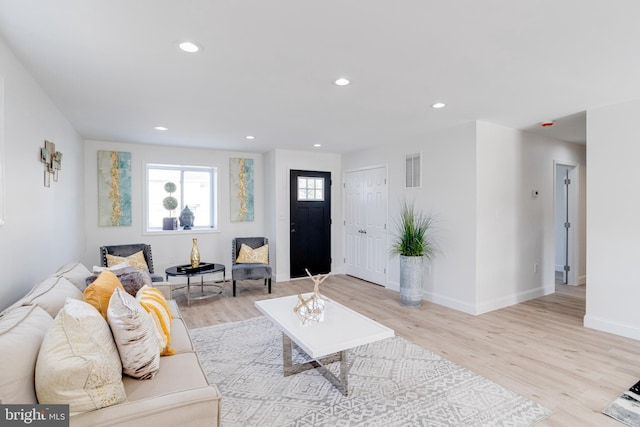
xmin=390 ymin=282 xmax=553 ymax=316
xmin=423 ymin=292 xmax=477 ymax=315
xmin=473 ymin=286 xmax=551 ymax=315
xmin=584 ymin=314 xmax=640 ymax=340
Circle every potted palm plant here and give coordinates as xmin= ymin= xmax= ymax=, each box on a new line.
xmin=390 ymin=199 xmax=437 ymax=306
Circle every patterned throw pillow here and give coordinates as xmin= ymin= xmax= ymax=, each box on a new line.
xmin=136 ymin=286 xmax=174 ymax=356
xmin=236 ymin=243 xmax=269 ymax=264
xmin=84 ymin=270 xmax=125 ymax=319
xmin=35 ymin=298 xmax=126 ymax=415
xmin=106 ymin=250 xmax=150 ymax=272
xmin=108 ymin=288 xmax=162 ymax=379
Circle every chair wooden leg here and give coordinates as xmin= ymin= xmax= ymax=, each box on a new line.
xmin=268 ymin=278 xmax=272 ymax=294
xmin=233 ymin=280 xmax=237 ymax=297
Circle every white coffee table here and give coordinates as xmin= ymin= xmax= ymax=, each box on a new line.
xmin=255 ymin=293 xmax=394 ymax=395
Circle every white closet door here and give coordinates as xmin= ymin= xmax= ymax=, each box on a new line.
xmin=345 ymin=167 xmax=387 ymax=285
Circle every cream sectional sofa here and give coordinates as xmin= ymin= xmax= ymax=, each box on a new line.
xmin=0 ymin=261 xmax=221 ymax=427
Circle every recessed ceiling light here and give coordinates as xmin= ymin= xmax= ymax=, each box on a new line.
xmin=431 ymin=102 xmax=446 ymax=109
xmin=177 ymin=41 xmax=201 ymax=53
xmin=245 ymin=135 xmax=255 ymax=140
xmin=313 ymin=144 xmax=322 ymax=148
xmin=154 ymin=126 xmax=168 ymax=131
xmin=334 ymin=78 xmax=350 ymax=86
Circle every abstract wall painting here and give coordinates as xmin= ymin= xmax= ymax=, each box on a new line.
xmin=229 ymin=158 xmax=254 ymax=222
xmin=97 ymin=150 xmax=132 ymax=226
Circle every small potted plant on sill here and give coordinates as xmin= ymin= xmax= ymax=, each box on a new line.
xmin=390 ymin=198 xmax=437 ymax=307
xmin=162 ymin=182 xmax=179 ymax=230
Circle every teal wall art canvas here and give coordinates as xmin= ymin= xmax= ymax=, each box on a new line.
xmin=229 ymin=158 xmax=254 ymax=222
xmin=97 ymin=150 xmax=132 ymax=226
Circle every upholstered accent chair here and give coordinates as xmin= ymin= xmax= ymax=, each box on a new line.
xmin=231 ymin=237 xmax=272 ymax=297
xmin=99 ymin=243 xmax=164 ymax=282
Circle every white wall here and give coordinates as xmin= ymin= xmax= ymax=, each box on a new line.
xmin=343 ymin=123 xmax=479 ymax=313
xmin=270 ymin=149 xmax=342 ymax=282
xmin=475 ymin=122 xmax=586 ymax=314
xmin=343 ymin=121 xmax=586 ymax=315
xmin=84 ymin=140 xmax=264 ymax=281
xmin=585 ymin=99 xmax=640 ymax=339
xmin=0 ymin=37 xmax=85 ymax=310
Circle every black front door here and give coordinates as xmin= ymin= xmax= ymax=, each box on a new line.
xmin=289 ymin=170 xmax=331 ymax=278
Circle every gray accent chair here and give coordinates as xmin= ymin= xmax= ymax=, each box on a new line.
xmin=100 ymin=243 xmax=164 ymax=282
xmin=231 ymin=237 xmax=272 ymax=297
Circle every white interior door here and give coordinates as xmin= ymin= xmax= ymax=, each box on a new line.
xmin=345 ymin=167 xmax=387 ymax=285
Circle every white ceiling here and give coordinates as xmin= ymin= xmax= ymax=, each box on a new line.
xmin=1 ymin=1 xmax=639 ymax=154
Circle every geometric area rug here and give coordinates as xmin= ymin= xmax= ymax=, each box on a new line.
xmin=190 ymin=316 xmax=553 ymax=427
xmin=603 ymin=380 xmax=640 ymax=427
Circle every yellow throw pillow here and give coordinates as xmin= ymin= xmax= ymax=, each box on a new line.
xmin=236 ymin=243 xmax=269 ymax=264
xmin=84 ymin=270 xmax=125 ymax=319
xmin=106 ymin=250 xmax=150 ymax=272
xmin=136 ymin=285 xmax=174 ymax=356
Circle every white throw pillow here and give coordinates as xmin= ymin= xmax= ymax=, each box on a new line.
xmin=0 ymin=305 xmax=52 ymax=404
xmin=108 ymin=288 xmax=162 ymax=379
xmin=35 ymin=298 xmax=126 ymax=415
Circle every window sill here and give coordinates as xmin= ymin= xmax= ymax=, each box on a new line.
xmin=143 ymin=228 xmax=220 ymax=236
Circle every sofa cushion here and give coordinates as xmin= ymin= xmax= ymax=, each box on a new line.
xmin=108 ymin=288 xmax=162 ymax=380
xmin=7 ymin=275 xmax=83 ymax=318
xmin=0 ymin=305 xmax=52 ymax=404
xmin=136 ymin=286 xmax=174 ymax=356
xmin=236 ymin=243 xmax=269 ymax=264
xmin=36 ymin=298 xmax=126 ymax=415
xmin=52 ymin=261 xmax=92 ymax=291
xmin=122 ymin=352 xmax=210 ymax=402
xmin=107 ymin=250 xmax=150 ymax=272
xmin=84 ymin=270 xmax=125 ymax=319
xmin=168 ymin=317 xmax=194 ymax=354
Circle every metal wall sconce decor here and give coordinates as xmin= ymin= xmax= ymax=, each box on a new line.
xmin=40 ymin=140 xmax=62 ymax=187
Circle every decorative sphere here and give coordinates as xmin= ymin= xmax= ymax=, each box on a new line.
xmin=163 ymin=196 xmax=178 ymax=211
xmin=164 ymin=182 xmax=176 ymax=193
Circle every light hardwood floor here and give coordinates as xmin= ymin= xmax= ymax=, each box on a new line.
xmin=176 ymin=275 xmax=639 ymax=426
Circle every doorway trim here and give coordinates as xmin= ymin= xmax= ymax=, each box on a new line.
xmin=553 ymin=160 xmax=581 ymax=286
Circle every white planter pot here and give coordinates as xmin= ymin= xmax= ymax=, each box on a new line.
xmin=399 ymin=255 xmax=424 ymax=307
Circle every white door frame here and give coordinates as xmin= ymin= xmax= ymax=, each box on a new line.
xmin=553 ymin=161 xmax=581 ymax=286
